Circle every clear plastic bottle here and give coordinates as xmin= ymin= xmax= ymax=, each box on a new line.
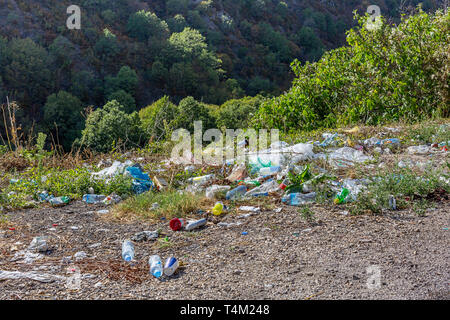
xmin=83 ymin=194 xmax=106 ymax=204
xmin=225 ymin=185 xmax=247 ymax=200
xmin=259 ymin=166 xmax=281 ymax=176
xmin=185 ymin=218 xmax=207 ymax=231
xmin=121 ymin=240 xmax=135 ymax=262
xmin=282 ymin=192 xmax=316 ymax=206
xmin=187 ymin=174 xmax=215 ymax=185
xmin=149 ymin=255 xmax=163 ymax=278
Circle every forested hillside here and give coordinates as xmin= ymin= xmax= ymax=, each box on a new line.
xmin=0 ymin=0 xmax=446 ymax=150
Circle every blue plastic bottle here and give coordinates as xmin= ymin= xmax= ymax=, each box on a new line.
xmin=226 ymin=185 xmax=247 ymax=200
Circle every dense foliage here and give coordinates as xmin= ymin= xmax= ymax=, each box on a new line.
xmin=255 ymin=9 xmax=449 ymax=132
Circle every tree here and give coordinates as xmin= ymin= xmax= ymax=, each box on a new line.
xmin=127 ymin=10 xmax=169 ymax=41
xmin=174 ymin=96 xmax=216 ymax=133
xmin=94 ymin=28 xmax=120 ymax=62
xmin=79 ymin=100 xmax=145 ymax=152
xmin=166 ymin=0 xmax=189 ymax=15
xmin=43 ymin=91 xmax=84 ymax=150
xmin=107 ymin=90 xmax=136 ymax=113
xmin=139 ymin=96 xmax=178 ymax=139
xmin=104 ymin=66 xmax=138 ymax=97
xmin=167 ymin=14 xmax=187 ymax=33
xmin=3 ymin=38 xmax=52 ymax=109
xmin=215 ymin=96 xmax=263 ymax=129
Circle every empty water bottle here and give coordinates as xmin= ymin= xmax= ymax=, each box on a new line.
xmin=226 ymin=185 xmax=247 ymax=200
xmin=259 ymin=166 xmax=281 ymax=176
xmin=83 ymin=194 xmax=106 ymax=204
xmin=282 ymin=192 xmax=316 ymax=206
xmin=121 ymin=240 xmax=135 ymax=262
xmin=49 ymin=196 xmax=70 ymax=206
xmin=149 ymin=255 xmax=163 ymax=278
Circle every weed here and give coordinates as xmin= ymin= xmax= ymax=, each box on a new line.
xmin=299 ymin=206 xmax=315 ymax=223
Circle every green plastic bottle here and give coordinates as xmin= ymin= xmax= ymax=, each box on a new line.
xmin=334 ymin=188 xmax=349 ymax=204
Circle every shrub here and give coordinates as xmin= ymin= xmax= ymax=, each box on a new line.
xmin=139 ymin=96 xmax=178 ymax=140
xmin=215 ymin=96 xmax=263 ymax=129
xmin=255 ymin=9 xmax=450 ymax=133
xmin=78 ymin=100 xmax=145 ymax=153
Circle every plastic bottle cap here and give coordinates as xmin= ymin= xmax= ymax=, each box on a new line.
xmin=169 ymin=218 xmax=182 ymax=231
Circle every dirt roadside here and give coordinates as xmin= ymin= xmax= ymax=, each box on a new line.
xmin=0 ymin=198 xmax=448 ymax=300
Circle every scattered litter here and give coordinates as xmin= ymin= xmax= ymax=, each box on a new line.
xmin=0 ymin=270 xmax=66 ymax=283
xmin=131 ymin=231 xmax=159 ymax=242
xmin=28 ymin=237 xmax=48 ymax=253
xmin=74 ymin=251 xmax=87 ymax=261
xmin=149 ymin=255 xmax=163 ymax=278
xmin=122 ymin=240 xmax=135 ymax=262
xmin=163 ymin=257 xmax=179 ymax=277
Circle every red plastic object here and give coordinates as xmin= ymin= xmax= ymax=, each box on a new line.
xmin=169 ymin=218 xmax=186 ymax=231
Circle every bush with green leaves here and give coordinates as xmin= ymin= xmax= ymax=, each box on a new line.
xmin=173 ymin=96 xmax=216 ymax=133
xmin=107 ymin=90 xmax=136 ymax=113
xmin=215 ymin=95 xmax=263 ymax=129
xmin=139 ymin=96 xmax=178 ymax=140
xmin=43 ymin=90 xmax=84 ymax=150
xmin=78 ymin=100 xmax=145 ymax=153
xmin=255 ymin=9 xmax=450 ymax=133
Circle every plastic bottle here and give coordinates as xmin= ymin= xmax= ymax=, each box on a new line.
xmin=259 ymin=166 xmax=281 ymax=176
xmin=185 ymin=218 xmax=207 ymax=231
xmin=169 ymin=218 xmax=186 ymax=231
xmin=83 ymin=194 xmax=106 ymax=204
xmin=163 ymin=257 xmax=179 ymax=276
xmin=187 ymin=174 xmax=215 ymax=185
xmin=49 ymin=196 xmax=70 ymax=206
xmin=226 ymin=185 xmax=247 ymax=200
xmin=149 ymin=255 xmax=163 ymax=278
xmin=282 ymin=192 xmax=316 ymax=206
xmin=121 ymin=240 xmax=135 ymax=262
xmin=334 ymin=188 xmax=349 ymax=204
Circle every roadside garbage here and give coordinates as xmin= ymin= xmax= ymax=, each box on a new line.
xmin=187 ymin=174 xmax=215 ymax=185
xmin=334 ymin=188 xmax=349 ymax=204
xmin=74 ymin=251 xmax=87 ymax=261
xmin=49 ymin=196 xmax=70 ymax=207
xmin=0 ymin=270 xmax=66 ymax=283
xmin=318 ymin=133 xmax=338 ymax=147
xmin=92 ymin=160 xmax=132 ymax=179
xmin=239 ymin=206 xmax=260 ymax=212
xmin=326 ymin=147 xmax=373 ymax=168
xmin=206 ymin=185 xmax=231 ymax=199
xmin=212 ymin=202 xmax=224 ymax=216
xmin=282 ymin=192 xmax=316 ymax=206
xmin=121 ymin=240 xmax=135 ymax=262
xmin=185 ymin=218 xmax=207 ymax=231
xmin=163 ymin=257 xmax=179 ymax=277
xmin=132 ymin=231 xmax=159 ymax=242
xmin=389 ymin=195 xmax=397 ymax=210
xmin=407 ymin=145 xmax=431 ymax=155
xmin=126 ymin=166 xmax=154 ymax=194
xmin=28 ymin=236 xmax=48 ymax=252
xmin=153 ymin=176 xmax=168 ymax=191
xmin=170 ymin=218 xmax=186 ymax=231
xmin=102 ymin=194 xmax=122 ymax=205
xmin=149 ymin=255 xmax=163 ymax=278
xmin=83 ymin=194 xmax=106 ymax=204
xmin=245 ymin=179 xmax=279 ymax=197
xmin=218 ymin=221 xmax=243 ymax=228
xmin=226 ymin=185 xmax=247 ymax=200
xmin=259 ymin=166 xmax=281 ymax=176
xmin=226 ymin=164 xmax=247 ymax=182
